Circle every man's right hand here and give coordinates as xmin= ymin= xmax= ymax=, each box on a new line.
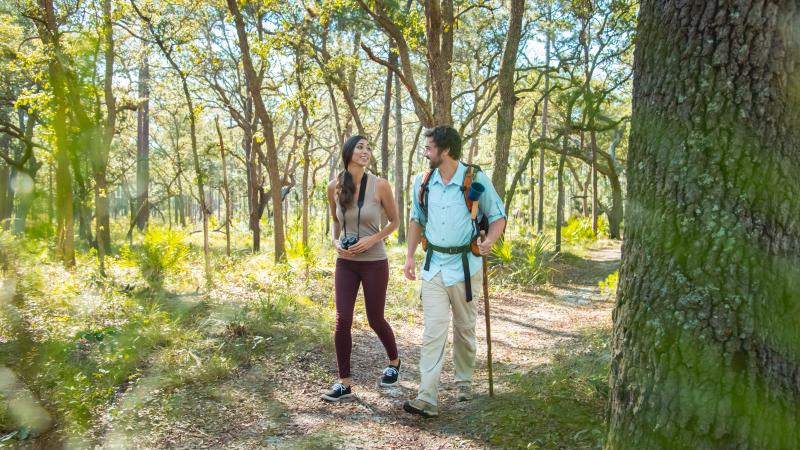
xmin=404 ymin=256 xmax=416 ymax=280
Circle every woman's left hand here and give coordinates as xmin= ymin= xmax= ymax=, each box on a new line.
xmin=348 ymin=235 xmax=378 ymax=254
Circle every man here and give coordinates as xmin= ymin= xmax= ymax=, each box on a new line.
xmin=403 ymin=125 xmax=506 ymax=417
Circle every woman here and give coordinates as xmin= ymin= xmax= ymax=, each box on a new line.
xmin=322 ymin=135 xmax=401 ymax=402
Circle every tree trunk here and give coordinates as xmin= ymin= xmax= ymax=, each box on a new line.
xmin=528 ymin=154 xmax=535 ymax=227
xmin=405 ymin=124 xmax=423 ymax=226
xmin=215 ymin=116 xmax=231 ymax=257
xmin=607 ymin=172 xmax=622 ymax=239
xmin=491 ymin=0 xmax=525 ymax=199
xmin=590 ymin=128 xmax=598 ymax=233
xmin=300 ymin=96 xmax=311 ymax=251
xmin=132 ymin=1 xmax=210 ymax=283
xmin=0 ymin=134 xmax=11 ymax=228
xmin=136 ymin=53 xmax=150 ymax=231
xmin=536 ymin=10 xmax=551 ymax=235
xmin=95 ymin=0 xmax=115 ymax=275
xmin=379 ymin=46 xmax=395 ymax=179
xmin=606 ymin=126 xmax=624 ymax=239
xmin=425 ymin=0 xmax=455 ymax=125
xmin=608 ymin=1 xmax=800 ymax=448
xmin=228 ymin=0 xmax=285 ymax=262
xmin=394 ymin=70 xmax=405 ymax=243
xmin=555 ymin=146 xmax=565 ymax=253
xmin=37 ymin=0 xmax=74 ymax=266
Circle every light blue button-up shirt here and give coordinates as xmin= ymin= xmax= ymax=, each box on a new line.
xmin=410 ymin=162 xmax=507 ymax=287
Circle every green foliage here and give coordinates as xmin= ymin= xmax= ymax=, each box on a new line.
xmin=562 ymin=215 xmax=609 ymax=244
xmin=491 ymin=236 xmax=557 ymax=288
xmin=123 ymin=226 xmax=189 ymax=288
xmin=598 ymin=270 xmax=618 ymax=300
xmin=475 ymin=329 xmax=611 ymax=449
xmin=285 ymin=219 xmax=314 ymax=265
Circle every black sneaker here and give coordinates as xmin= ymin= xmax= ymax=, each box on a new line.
xmin=380 ymin=360 xmax=401 ymax=387
xmin=321 ymin=383 xmax=353 ymax=402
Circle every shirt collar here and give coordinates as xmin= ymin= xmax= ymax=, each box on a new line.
xmin=431 ymin=161 xmax=466 ymax=187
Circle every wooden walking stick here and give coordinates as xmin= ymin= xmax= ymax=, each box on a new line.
xmin=480 ymin=230 xmax=494 ymax=396
xmin=468 ymin=181 xmax=494 ymax=397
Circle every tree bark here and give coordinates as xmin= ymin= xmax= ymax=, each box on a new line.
xmin=608 ymin=1 xmax=800 ymax=448
xmin=492 ymin=0 xmax=526 ymax=199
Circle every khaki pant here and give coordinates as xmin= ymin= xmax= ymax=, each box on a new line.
xmin=416 ymin=271 xmax=482 ymax=406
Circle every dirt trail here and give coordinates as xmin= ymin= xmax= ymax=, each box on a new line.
xmin=96 ymin=245 xmax=620 ymax=449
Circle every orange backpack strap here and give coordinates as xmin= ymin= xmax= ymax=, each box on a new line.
xmin=418 ymin=169 xmax=433 ymax=214
xmin=463 ymin=165 xmax=475 ymax=212
xmin=461 ymin=164 xmax=484 ymax=256
xmin=418 ymin=170 xmax=433 ymax=251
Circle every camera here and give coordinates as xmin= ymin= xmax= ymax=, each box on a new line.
xmin=340 ymin=236 xmax=359 ymax=250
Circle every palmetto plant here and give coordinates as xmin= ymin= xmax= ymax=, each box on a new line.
xmin=491 ymin=236 xmax=556 ymax=287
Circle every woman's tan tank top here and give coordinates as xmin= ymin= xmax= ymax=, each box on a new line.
xmin=335 ymin=173 xmax=387 ymax=261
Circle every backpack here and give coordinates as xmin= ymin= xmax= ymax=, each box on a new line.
xmin=418 ymin=163 xmax=489 ymax=256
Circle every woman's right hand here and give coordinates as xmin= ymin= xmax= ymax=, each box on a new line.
xmin=334 ymin=240 xmax=354 ymax=259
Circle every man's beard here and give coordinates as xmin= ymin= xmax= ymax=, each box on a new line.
xmin=428 ymin=156 xmax=441 ymax=170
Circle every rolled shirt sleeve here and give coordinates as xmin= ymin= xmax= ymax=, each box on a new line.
xmin=475 ymin=171 xmax=506 ymax=224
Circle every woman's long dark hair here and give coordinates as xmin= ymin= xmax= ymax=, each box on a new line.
xmin=337 ymin=135 xmax=367 ymax=209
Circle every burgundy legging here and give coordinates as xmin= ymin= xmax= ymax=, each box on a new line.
xmin=334 ymin=258 xmax=398 ymax=379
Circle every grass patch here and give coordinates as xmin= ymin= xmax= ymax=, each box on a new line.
xmin=0 ymin=227 xmax=332 ymax=444
xmin=473 ymin=328 xmax=611 ymax=449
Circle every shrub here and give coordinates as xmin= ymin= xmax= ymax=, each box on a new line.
xmin=598 ymin=270 xmax=619 ymax=300
xmin=562 ymin=215 xmax=609 ymax=244
xmin=491 ymin=236 xmax=556 ymax=287
xmin=126 ymin=226 xmax=189 ymax=288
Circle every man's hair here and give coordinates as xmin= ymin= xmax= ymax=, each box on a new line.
xmin=424 ymin=125 xmax=462 ymax=160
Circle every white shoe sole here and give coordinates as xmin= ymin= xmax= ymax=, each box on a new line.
xmin=321 ymin=392 xmax=354 ymax=402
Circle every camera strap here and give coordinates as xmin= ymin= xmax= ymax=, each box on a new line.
xmin=341 ymin=173 xmax=369 ymax=240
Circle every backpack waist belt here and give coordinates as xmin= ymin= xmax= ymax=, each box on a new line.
xmin=423 ymin=240 xmax=475 ymax=302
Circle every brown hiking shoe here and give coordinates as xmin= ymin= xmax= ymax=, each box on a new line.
xmin=403 ymin=399 xmax=439 ymax=418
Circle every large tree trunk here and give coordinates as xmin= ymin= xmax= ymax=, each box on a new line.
xmin=228 ymin=0 xmax=285 ymax=262
xmin=95 ymin=0 xmax=115 ymax=274
xmin=425 ymin=0 xmax=455 ymax=125
xmin=608 ymin=1 xmax=800 ymax=448
xmin=37 ymin=0 xmax=74 ymax=266
xmin=491 ymin=0 xmax=525 ymax=199
xmin=136 ymin=53 xmax=150 ymax=231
